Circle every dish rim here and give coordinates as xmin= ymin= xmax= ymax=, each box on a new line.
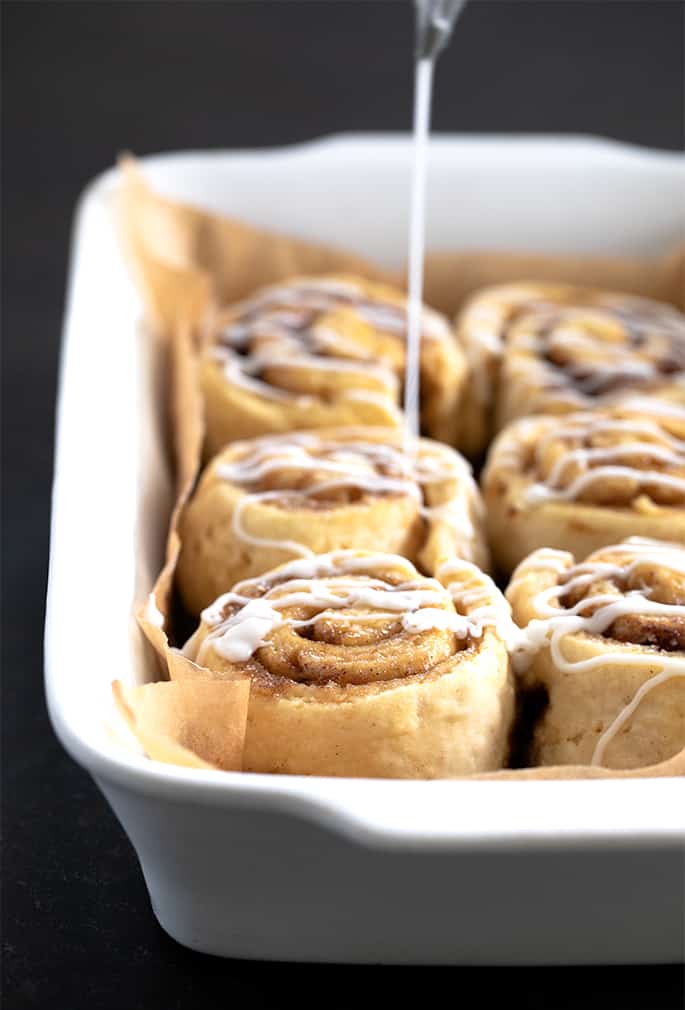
xmin=45 ymin=134 xmax=685 ymax=853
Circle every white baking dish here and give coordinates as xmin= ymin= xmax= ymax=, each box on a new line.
xmin=45 ymin=136 xmax=685 ymax=965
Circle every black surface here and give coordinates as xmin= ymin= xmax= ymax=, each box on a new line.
xmin=2 ymin=2 xmax=684 ymax=1006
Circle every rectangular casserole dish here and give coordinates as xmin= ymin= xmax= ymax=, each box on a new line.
xmin=45 ymin=136 xmax=685 ymax=965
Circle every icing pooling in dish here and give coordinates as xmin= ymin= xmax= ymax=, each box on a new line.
xmin=507 ymin=537 xmax=685 ymax=766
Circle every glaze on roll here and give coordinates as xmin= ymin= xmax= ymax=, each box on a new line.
xmin=201 ymin=275 xmax=467 ymax=455
xmin=482 ymin=401 xmax=685 ymax=574
xmin=177 ymin=426 xmax=488 ymax=614
xmin=507 ymin=538 xmax=685 ymax=770
xmin=182 ymin=550 xmax=515 ymax=778
xmin=455 ymin=283 xmax=685 ymax=456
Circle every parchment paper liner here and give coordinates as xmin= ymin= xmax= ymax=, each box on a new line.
xmin=112 ymin=679 xmax=249 ymax=771
xmin=117 ymin=156 xmax=685 ymax=779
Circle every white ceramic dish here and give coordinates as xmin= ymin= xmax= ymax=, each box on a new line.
xmin=46 ymin=136 xmax=685 ymax=965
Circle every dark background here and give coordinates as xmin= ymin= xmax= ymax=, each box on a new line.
xmin=3 ymin=1 xmax=684 ymax=1007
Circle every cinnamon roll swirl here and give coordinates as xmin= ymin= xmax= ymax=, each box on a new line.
xmin=202 ymin=275 xmax=466 ymax=455
xmin=482 ymin=402 xmax=685 ymax=574
xmin=455 ymin=283 xmax=685 ymax=456
xmin=181 ymin=550 xmax=515 ymax=778
xmin=507 ymin=538 xmax=685 ymax=770
xmin=177 ymin=427 xmax=488 ymax=615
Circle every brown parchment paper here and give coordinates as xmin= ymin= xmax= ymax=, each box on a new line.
xmin=118 ymin=155 xmax=389 ymax=322
xmin=117 ymin=188 xmax=251 ymax=767
xmin=113 ymin=679 xmax=249 ymax=771
xmin=117 ymin=155 xmax=685 ymax=779
xmin=421 ymin=245 xmax=685 ymax=317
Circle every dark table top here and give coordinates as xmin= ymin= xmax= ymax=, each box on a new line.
xmin=3 ymin=2 xmax=684 ymax=1006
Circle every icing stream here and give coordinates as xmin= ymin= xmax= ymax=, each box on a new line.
xmin=214 ymin=431 xmax=482 ymax=562
xmin=211 ymin=278 xmax=451 ymax=412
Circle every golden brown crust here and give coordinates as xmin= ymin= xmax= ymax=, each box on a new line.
xmin=181 ymin=551 xmax=515 ymax=778
xmin=506 ymin=540 xmax=685 ymax=770
xmin=482 ymin=404 xmax=685 ymax=575
xmin=119 ymin=158 xmax=685 ymax=781
xmin=176 ymin=426 xmax=489 ymax=614
xmin=202 ymin=274 xmax=466 ymax=455
xmin=455 ymin=282 xmax=685 ymax=456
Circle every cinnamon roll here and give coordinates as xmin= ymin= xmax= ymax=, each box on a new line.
xmin=455 ymin=283 xmax=685 ymax=456
xmin=181 ymin=550 xmax=515 ymax=778
xmin=507 ymin=538 xmax=685 ymax=770
xmin=201 ymin=275 xmax=466 ymax=455
xmin=177 ymin=427 xmax=488 ymax=615
xmin=482 ymin=402 xmax=685 ymax=574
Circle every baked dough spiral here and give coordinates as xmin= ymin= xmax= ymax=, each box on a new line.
xmin=177 ymin=426 xmax=488 ymax=614
xmin=201 ymin=274 xmax=466 ymax=455
xmin=455 ymin=283 xmax=685 ymax=456
xmin=507 ymin=538 xmax=685 ymax=770
xmin=182 ymin=550 xmax=515 ymax=778
xmin=482 ymin=402 xmax=685 ymax=574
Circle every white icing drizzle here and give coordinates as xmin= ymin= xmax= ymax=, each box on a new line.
xmin=518 ymin=303 xmax=685 ymax=396
xmin=592 ymin=668 xmax=685 ymax=767
xmin=212 ymin=277 xmax=450 ymax=410
xmin=195 ymin=550 xmax=506 ymax=668
xmin=618 ymin=392 xmax=685 ymax=416
xmin=341 ymin=389 xmax=405 ymax=423
xmin=459 ymin=286 xmax=685 ymax=407
xmin=459 ymin=289 xmax=585 ymax=406
xmin=214 ymin=431 xmax=480 ymax=562
xmin=209 ymin=597 xmax=284 ymax=662
xmin=401 ymin=607 xmax=470 ymax=637
xmin=507 ymin=538 xmax=685 ymax=766
xmin=506 ymin=547 xmax=570 ymax=586
xmin=492 ymin=411 xmax=685 ymax=507
xmin=212 ymin=349 xmax=305 ymax=402
xmin=214 ymin=346 xmax=399 ymax=402
xmin=521 ymin=321 xmax=660 ymax=393
xmin=437 ymin=557 xmax=518 ymax=646
xmin=222 ymin=278 xmax=451 ymax=342
xmin=231 ymin=492 xmax=316 ymax=559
